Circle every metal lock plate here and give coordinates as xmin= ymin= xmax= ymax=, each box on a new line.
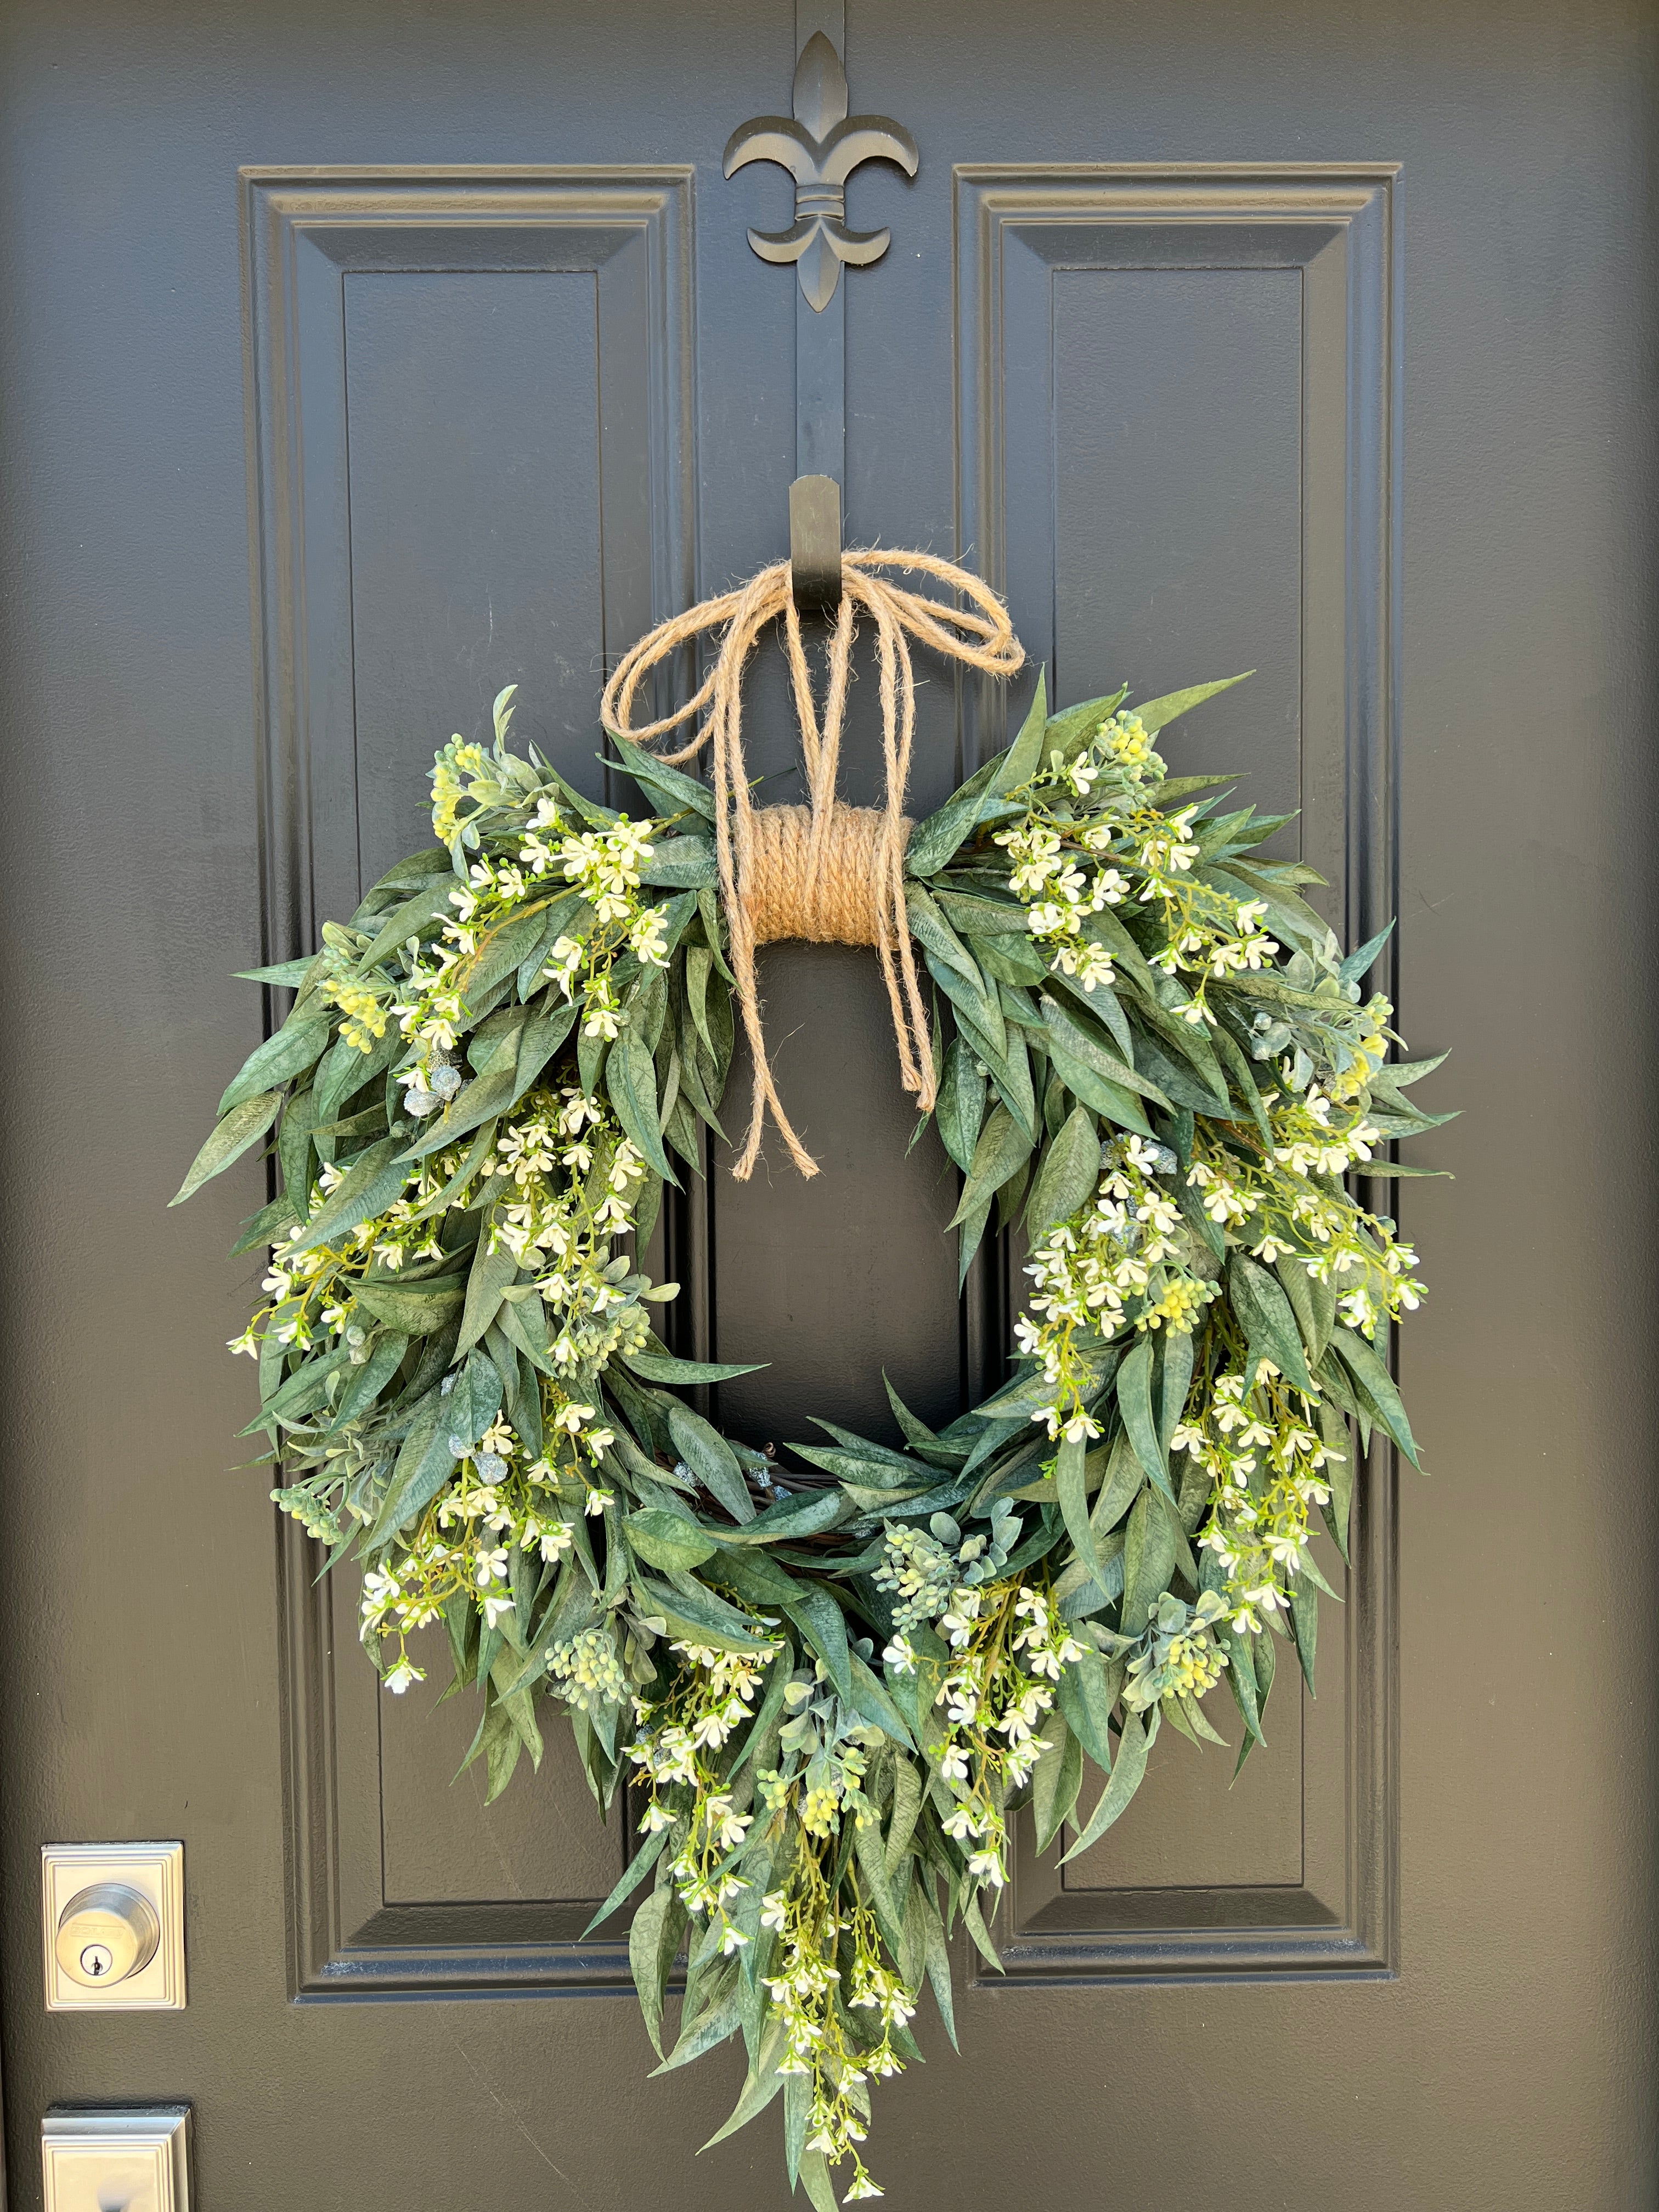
xmin=42 ymin=2106 xmax=191 ymax=2212
xmin=42 ymin=1844 xmax=185 ymax=2011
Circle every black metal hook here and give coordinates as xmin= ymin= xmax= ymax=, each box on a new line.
xmin=789 ymin=473 xmax=842 ymax=616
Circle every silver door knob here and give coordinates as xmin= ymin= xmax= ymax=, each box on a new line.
xmin=54 ymin=1882 xmax=161 ymax=1989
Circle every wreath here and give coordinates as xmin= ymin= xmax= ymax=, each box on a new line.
xmin=176 ymin=550 xmax=1441 ymax=2207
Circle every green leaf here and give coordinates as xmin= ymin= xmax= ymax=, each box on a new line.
xmin=905 ymin=883 xmax=983 ymax=988
xmin=603 ymin=731 xmax=718 ymax=822
xmin=1090 ymin=1432 xmax=1144 ymax=1538
xmin=948 ymin=1104 xmax=1031 ymax=1229
xmin=629 ymin=1880 xmax=687 ymax=2061
xmin=1116 ymin=1336 xmax=1173 ymax=1502
xmin=445 ymin=1346 xmax=504 ymax=1449
xmin=1054 ymin=1648 xmax=1118 ymax=1771
xmin=1277 ymin=1255 xmax=1336 ymax=1369
xmin=990 ymin=667 xmax=1048 ymax=797
xmin=284 ymin=1136 xmax=411 ymax=1257
xmin=350 ymin=1273 xmax=466 ymax=1335
xmin=848 ymin=1652 xmax=916 ymax=1750
xmin=367 ymin=1389 xmax=459 ymax=1545
xmin=1318 ymin=1399 xmax=1355 ymax=1562
xmin=356 ymin=873 xmax=464 ymax=973
xmin=1339 ymin=920 xmax=1395 ymax=989
xmin=885 ymin=1755 xmax=925 ymax=1880
xmin=624 ymin=1506 xmax=720 ymax=1573
xmin=235 ymin=955 xmax=318 ymax=988
xmin=620 ymin=1349 xmax=767 ymax=1387
xmin=1046 ymin=1041 xmax=1156 ymax=1139
xmin=931 ymin=887 xmax=1035 ymax=936
xmin=1288 ymin=1567 xmax=1319 ymax=1692
xmin=699 ymin=2016 xmax=788 ymax=2150
xmin=1061 ymin=1704 xmax=1155 ymax=1861
xmin=915 ymin=1878 xmax=957 ymax=2049
xmin=607 ymin=1023 xmax=680 ymax=1188
xmin=228 ymin=1190 xmax=298 ymax=1256
xmin=1038 ymin=994 xmax=1172 ymax=1109
xmin=1331 ymin=1325 xmax=1421 ymax=1467
xmin=1032 ymin=1718 xmax=1086 ymax=1851
xmin=1054 ymin=1432 xmax=1098 ymax=1582
xmin=1135 ymin=672 xmax=1251 ymax=735
xmin=1042 ymin=687 xmax=1129 ymax=762
xmin=642 ymin=1589 xmax=775 ymax=1657
xmin=1120 ymin=1486 xmax=1177 ymax=1638
xmin=935 ymin=1036 xmax=987 ymax=1173
xmin=1160 ymin=1328 xmax=1195 ymax=1452
xmin=217 ymin=1014 xmax=333 ymax=1117
xmin=457 ymin=1217 xmax=520 ymax=1357
xmin=326 ymin=1331 xmax=409 ymax=1430
xmin=1024 ymin=1103 xmax=1101 ymax=1240
xmin=927 ymin=951 xmax=1006 ymax=1063
xmin=170 ymin=1091 xmax=281 ymax=1205
xmin=1228 ymin=1252 xmax=1315 ymax=1393
xmin=582 ymin=1824 xmax=669 ymax=1938
xmin=783 ymin=1585 xmax=852 ymax=1699
xmin=639 ymin=834 xmax=718 ymax=889
xmin=1124 ymin=1018 xmax=1230 ymax=1118
xmin=717 ymin=1487 xmax=852 ymax=1546
xmin=799 ymin=2152 xmax=840 ymax=2212
xmin=904 ymin=752 xmax=1006 ymax=878
xmin=667 ymin=1402 xmax=755 ymax=1523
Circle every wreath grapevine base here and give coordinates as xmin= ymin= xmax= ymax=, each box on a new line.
xmin=177 ymin=556 xmax=1443 ymax=2206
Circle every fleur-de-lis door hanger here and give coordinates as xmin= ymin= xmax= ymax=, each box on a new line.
xmin=724 ymin=31 xmax=919 ymax=311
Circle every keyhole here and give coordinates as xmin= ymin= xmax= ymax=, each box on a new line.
xmin=80 ymin=1943 xmax=113 ymax=1979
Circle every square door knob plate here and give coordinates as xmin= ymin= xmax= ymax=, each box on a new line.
xmin=41 ymin=1844 xmax=185 ymax=2011
xmin=42 ymin=2106 xmax=191 ymax=2212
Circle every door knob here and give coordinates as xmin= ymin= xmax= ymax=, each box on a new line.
xmin=54 ymin=1883 xmax=161 ymax=1989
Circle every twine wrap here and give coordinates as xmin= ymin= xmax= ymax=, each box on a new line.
xmin=600 ymin=549 xmax=1024 ymax=1179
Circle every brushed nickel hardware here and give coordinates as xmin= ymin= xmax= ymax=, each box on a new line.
xmin=724 ymin=31 xmax=917 ymax=310
xmin=54 ymin=1883 xmax=160 ymax=1988
xmin=42 ymin=1844 xmax=186 ymax=2011
xmin=42 ymin=2106 xmax=192 ymax=2212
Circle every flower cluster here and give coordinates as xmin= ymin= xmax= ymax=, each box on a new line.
xmin=548 ymin=1622 xmax=631 ymax=1714
xmin=1118 ymin=1588 xmax=1231 ymax=1709
xmin=392 ymin=798 xmax=669 ymax=1090
xmin=357 ymin=1419 xmax=585 ymax=1691
xmin=1014 ymin=1135 xmax=1218 ymax=1441
xmin=883 ymin=1560 xmax=1082 ymax=1890
xmin=761 ymin=1871 xmax=907 ymax=2202
xmin=872 ymin=1503 xmax=1019 ymax=1639
xmin=1177 ymin=1364 xmax=1347 ymax=1632
xmin=996 ymin=706 xmax=1282 ymax=1023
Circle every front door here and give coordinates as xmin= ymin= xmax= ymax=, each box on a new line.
xmin=2 ymin=3 xmax=1652 ymax=2205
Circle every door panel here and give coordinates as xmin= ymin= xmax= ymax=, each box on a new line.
xmin=2 ymin=3 xmax=1654 ymax=2207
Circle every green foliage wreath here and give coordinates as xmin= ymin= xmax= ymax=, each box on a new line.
xmin=178 ymin=660 xmax=1442 ymax=2205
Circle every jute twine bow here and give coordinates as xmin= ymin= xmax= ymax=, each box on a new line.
xmin=600 ymin=549 xmax=1024 ymax=1179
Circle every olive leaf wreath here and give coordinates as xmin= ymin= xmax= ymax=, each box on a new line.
xmin=176 ymin=565 xmax=1443 ymax=2208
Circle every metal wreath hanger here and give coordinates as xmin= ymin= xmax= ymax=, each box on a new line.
xmin=724 ymin=13 xmax=918 ymax=613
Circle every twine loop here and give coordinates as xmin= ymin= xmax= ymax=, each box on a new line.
xmin=600 ymin=549 xmax=1024 ymax=1178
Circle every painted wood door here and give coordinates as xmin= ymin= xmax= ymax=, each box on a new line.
xmin=1 ymin=0 xmax=1653 ymax=2204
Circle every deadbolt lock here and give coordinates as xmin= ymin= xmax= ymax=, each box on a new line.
xmin=54 ymin=1883 xmax=161 ymax=1988
xmin=42 ymin=1845 xmax=185 ymax=2011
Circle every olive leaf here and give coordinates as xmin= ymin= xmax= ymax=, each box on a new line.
xmin=170 ymin=1090 xmax=281 ymax=1205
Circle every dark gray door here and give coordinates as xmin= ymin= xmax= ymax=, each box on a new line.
xmin=2 ymin=2 xmax=1653 ymax=2205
